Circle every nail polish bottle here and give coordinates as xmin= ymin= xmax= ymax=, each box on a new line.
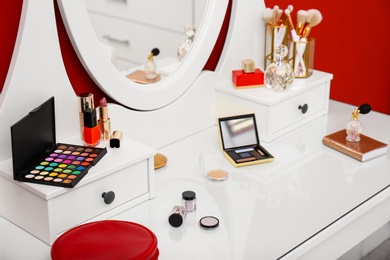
xmin=83 ymin=102 xmax=100 ymax=147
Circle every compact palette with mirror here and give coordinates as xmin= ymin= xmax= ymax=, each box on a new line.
xmin=217 ymin=113 xmax=274 ymax=167
xmin=10 ymin=97 xmax=107 ymax=188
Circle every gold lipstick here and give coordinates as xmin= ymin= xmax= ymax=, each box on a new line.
xmin=98 ymin=97 xmax=111 ymax=142
xmin=78 ymin=93 xmax=94 ymax=141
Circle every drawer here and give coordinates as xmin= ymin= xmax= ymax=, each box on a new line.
xmin=53 ymin=160 xmax=148 ymax=233
xmin=88 ymin=13 xmax=183 ymax=65
xmin=84 ymin=0 xmax=193 ymax=33
xmin=269 ymin=82 xmax=328 ymax=133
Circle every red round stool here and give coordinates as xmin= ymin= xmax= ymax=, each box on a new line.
xmin=51 ymin=220 xmax=159 ymax=260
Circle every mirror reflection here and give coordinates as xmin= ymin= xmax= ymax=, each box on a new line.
xmin=84 ymin=0 xmax=207 ymax=84
xmin=220 ymin=117 xmax=258 ymax=149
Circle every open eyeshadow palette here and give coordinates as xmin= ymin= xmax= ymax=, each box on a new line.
xmin=217 ymin=113 xmax=274 ymax=167
xmin=10 ymin=97 xmax=107 ymax=188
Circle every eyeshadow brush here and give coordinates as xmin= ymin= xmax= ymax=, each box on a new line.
xmin=296 ymin=10 xmax=308 ymax=36
xmin=301 ymin=9 xmax=323 ymax=39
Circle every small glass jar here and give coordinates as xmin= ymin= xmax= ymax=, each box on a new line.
xmin=168 ymin=206 xmax=187 ymax=227
xmin=182 ymin=190 xmax=196 ymax=212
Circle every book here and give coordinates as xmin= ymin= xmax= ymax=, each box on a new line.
xmin=322 ymin=129 xmax=388 ymax=162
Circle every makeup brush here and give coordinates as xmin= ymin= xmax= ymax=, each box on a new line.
xmin=276 ymin=9 xmax=283 ymax=24
xmin=284 ymin=9 xmax=295 ymax=30
xmin=301 ymin=9 xmax=322 ymax=39
xmin=262 ymin=7 xmax=275 ymax=24
xmin=273 ymin=5 xmax=280 ymax=25
xmin=296 ymin=10 xmax=308 ymax=36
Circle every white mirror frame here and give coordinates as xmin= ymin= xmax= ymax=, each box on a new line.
xmin=57 ymin=0 xmax=228 ymax=111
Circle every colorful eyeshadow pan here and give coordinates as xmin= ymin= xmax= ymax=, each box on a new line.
xmin=19 ymin=143 xmax=107 ymax=188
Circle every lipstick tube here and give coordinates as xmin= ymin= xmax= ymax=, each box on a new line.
xmin=98 ymin=97 xmax=111 ymax=142
xmin=78 ymin=93 xmax=94 ymax=141
xmin=83 ymin=102 xmax=100 ymax=147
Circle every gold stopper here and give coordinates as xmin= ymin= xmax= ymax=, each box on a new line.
xmin=351 ymin=109 xmax=360 ymax=120
xmin=242 ymin=59 xmax=255 ymax=73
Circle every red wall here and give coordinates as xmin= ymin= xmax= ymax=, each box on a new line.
xmin=1 ymin=1 xmax=389 ymax=115
xmin=264 ymin=0 xmax=390 ymax=115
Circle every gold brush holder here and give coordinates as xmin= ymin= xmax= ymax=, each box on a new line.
xmin=264 ymin=22 xmax=289 ymax=71
xmin=287 ymin=37 xmax=315 ymax=78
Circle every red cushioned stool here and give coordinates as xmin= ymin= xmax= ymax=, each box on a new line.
xmin=51 ymin=220 xmax=159 ymax=260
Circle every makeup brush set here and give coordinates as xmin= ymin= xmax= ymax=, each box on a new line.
xmin=263 ymin=5 xmax=323 ymax=77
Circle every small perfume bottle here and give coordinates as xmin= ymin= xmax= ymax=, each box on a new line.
xmin=177 ymin=24 xmax=196 ymax=61
xmin=145 ymin=48 xmax=160 ymax=80
xmin=346 ymin=109 xmax=362 ymax=142
xmin=264 ymin=45 xmax=295 ymax=91
xmin=346 ymin=104 xmax=372 ymax=142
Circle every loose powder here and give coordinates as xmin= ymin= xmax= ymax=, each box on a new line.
xmin=207 ymin=169 xmax=228 ymax=181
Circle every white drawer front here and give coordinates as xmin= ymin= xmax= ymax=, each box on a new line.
xmin=54 ymin=160 xmax=148 ymax=233
xmin=84 ymin=0 xmax=193 ymax=32
xmin=270 ymin=83 xmax=328 ymax=133
xmin=88 ymin=13 xmax=183 ymax=65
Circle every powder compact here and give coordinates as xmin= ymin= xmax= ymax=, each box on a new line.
xmin=217 ymin=113 xmax=274 ymax=167
xmin=199 ymin=216 xmax=219 ymax=230
xmin=10 ymin=97 xmax=107 ymax=188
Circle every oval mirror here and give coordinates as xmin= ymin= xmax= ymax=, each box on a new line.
xmin=83 ymin=0 xmax=206 ymax=83
xmin=57 ymin=0 xmax=228 ymax=111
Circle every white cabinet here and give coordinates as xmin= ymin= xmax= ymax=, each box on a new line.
xmin=0 ymin=137 xmax=155 ymax=245
xmin=84 ymin=0 xmax=207 ymax=70
xmin=216 ymin=70 xmax=333 ymax=142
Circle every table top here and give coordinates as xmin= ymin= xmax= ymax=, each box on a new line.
xmin=1 ymin=100 xmax=389 ymax=259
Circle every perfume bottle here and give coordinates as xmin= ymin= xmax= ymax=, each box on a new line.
xmin=264 ymin=45 xmax=295 ymax=91
xmin=346 ymin=109 xmax=362 ymax=142
xmin=177 ymin=24 xmax=196 ymax=61
xmin=145 ymin=48 xmax=160 ymax=80
xmin=346 ymin=103 xmax=371 ymax=142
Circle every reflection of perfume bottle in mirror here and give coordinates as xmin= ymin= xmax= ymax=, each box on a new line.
xmin=177 ymin=25 xmax=196 ymax=61
xmin=346 ymin=104 xmax=371 ymax=142
xmin=264 ymin=45 xmax=294 ymax=92
xmin=145 ymin=48 xmax=160 ymax=80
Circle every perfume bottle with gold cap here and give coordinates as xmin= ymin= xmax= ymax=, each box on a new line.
xmin=346 ymin=104 xmax=371 ymax=142
xmin=145 ymin=48 xmax=160 ymax=80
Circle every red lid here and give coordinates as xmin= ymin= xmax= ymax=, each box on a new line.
xmin=51 ymin=220 xmax=159 ymax=260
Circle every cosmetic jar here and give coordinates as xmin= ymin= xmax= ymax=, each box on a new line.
xmin=199 ymin=216 xmax=219 ymax=230
xmin=182 ymin=190 xmax=196 ymax=212
xmin=168 ymin=206 xmax=187 ymax=227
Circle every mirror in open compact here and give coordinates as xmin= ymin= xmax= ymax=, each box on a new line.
xmin=57 ymin=0 xmax=228 ymax=110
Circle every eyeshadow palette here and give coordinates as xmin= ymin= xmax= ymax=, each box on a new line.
xmin=22 ymin=143 xmax=106 ymax=187
xmin=10 ymin=97 xmax=107 ymax=188
xmin=217 ymin=113 xmax=274 ymax=167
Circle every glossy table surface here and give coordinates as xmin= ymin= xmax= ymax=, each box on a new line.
xmin=1 ymin=100 xmax=389 ymax=259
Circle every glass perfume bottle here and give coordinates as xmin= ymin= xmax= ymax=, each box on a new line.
xmin=346 ymin=109 xmax=362 ymax=142
xmin=264 ymin=45 xmax=295 ymax=91
xmin=346 ymin=103 xmax=371 ymax=142
xmin=177 ymin=25 xmax=196 ymax=61
xmin=145 ymin=48 xmax=160 ymax=80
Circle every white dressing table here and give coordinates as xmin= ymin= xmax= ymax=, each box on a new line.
xmin=1 ymin=100 xmax=389 ymax=259
xmin=1 ymin=0 xmax=389 ymax=259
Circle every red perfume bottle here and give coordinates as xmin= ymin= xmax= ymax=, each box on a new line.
xmin=83 ymin=103 xmax=100 ymax=147
xmin=232 ymin=59 xmax=264 ymax=89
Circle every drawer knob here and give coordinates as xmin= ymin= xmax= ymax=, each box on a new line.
xmin=102 ymin=191 xmax=115 ymax=205
xmin=298 ymin=104 xmax=308 ymax=114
